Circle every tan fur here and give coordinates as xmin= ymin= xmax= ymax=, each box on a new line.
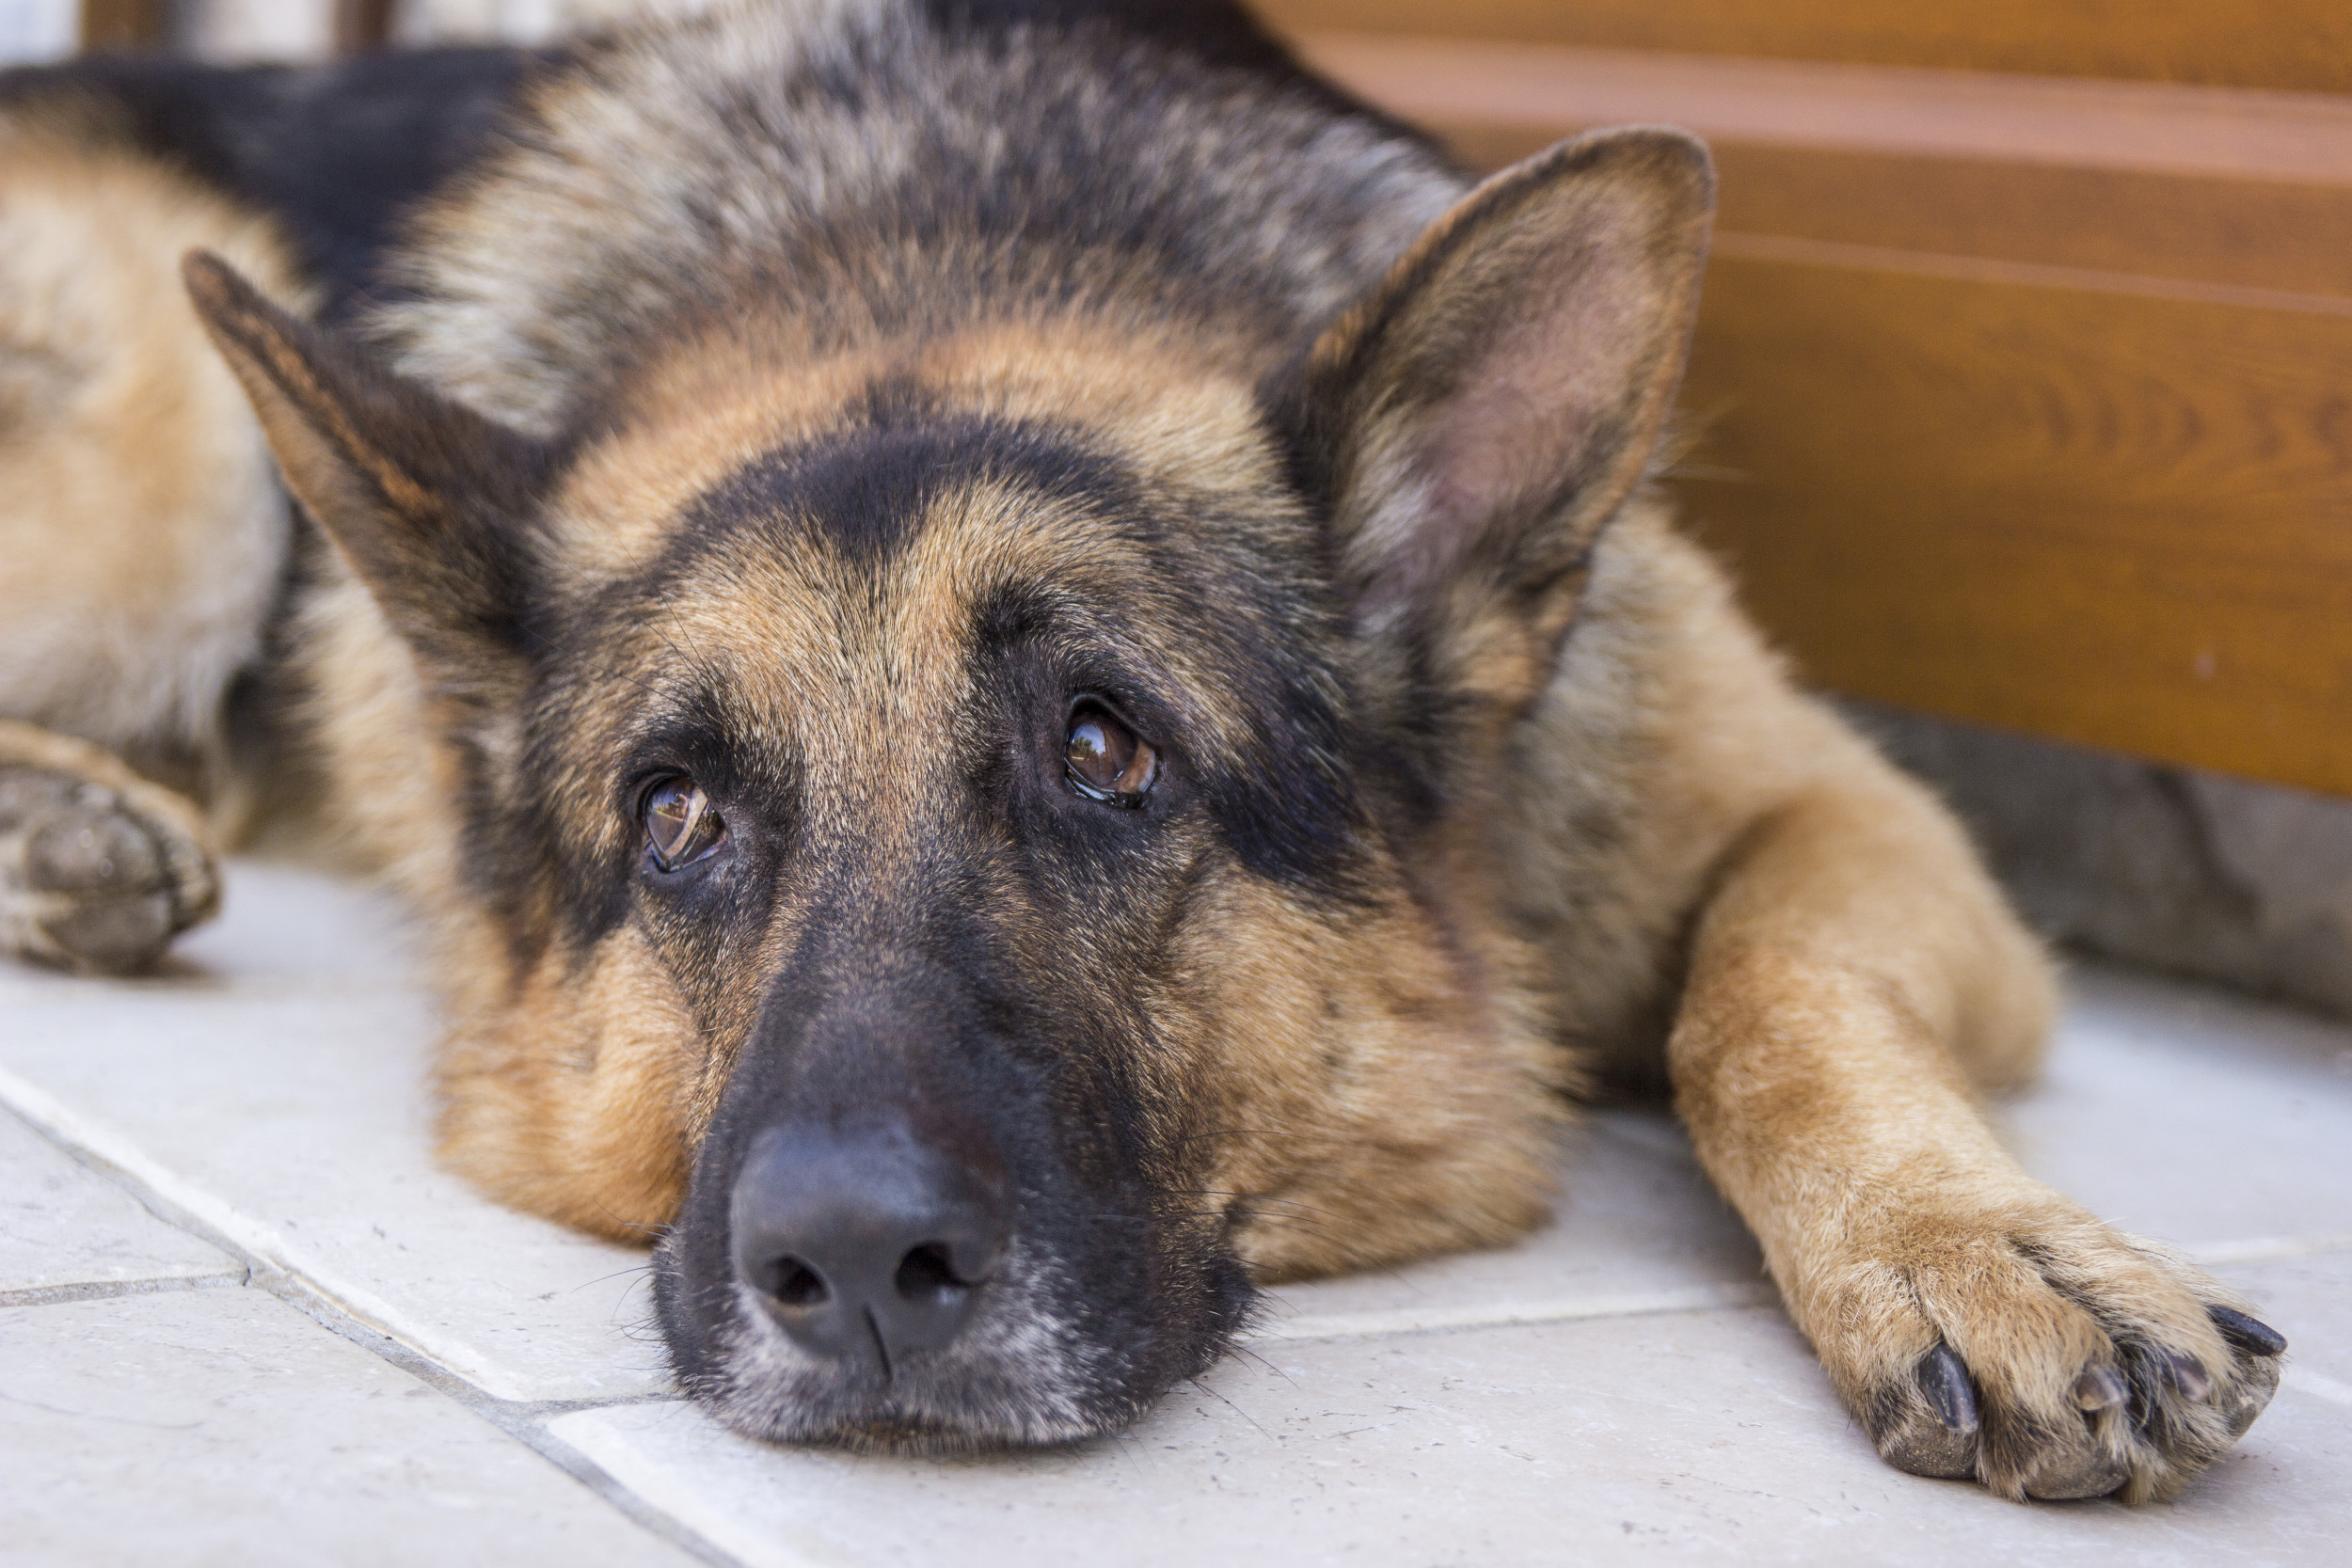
xmin=0 ymin=1 xmax=2282 ymax=1487
xmin=430 ymin=374 xmax=1561 ymax=1260
xmin=0 ymin=122 xmax=308 ymax=800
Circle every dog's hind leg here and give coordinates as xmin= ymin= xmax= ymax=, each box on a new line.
xmin=1666 ymin=760 xmax=2285 ymax=1501
xmin=0 ymin=113 xmax=309 ymax=969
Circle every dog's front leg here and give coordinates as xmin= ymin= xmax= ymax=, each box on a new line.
xmin=1667 ymin=775 xmax=2285 ymax=1501
xmin=0 ymin=720 xmax=221 ymax=974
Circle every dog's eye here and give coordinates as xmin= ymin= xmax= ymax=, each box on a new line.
xmin=1065 ymin=702 xmax=1157 ymax=805
xmin=642 ymin=775 xmax=726 ymax=870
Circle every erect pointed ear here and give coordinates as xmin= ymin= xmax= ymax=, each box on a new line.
xmin=1281 ymin=127 xmax=1712 ymax=705
xmin=181 ymin=251 xmax=555 ymax=700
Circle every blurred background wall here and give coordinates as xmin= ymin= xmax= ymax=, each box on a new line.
xmin=7 ymin=0 xmax=2348 ymax=1019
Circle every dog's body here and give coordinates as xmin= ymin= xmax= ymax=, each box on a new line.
xmin=0 ymin=0 xmax=2284 ymax=1498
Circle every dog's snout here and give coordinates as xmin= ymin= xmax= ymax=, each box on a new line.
xmin=729 ymin=1120 xmax=1010 ymax=1371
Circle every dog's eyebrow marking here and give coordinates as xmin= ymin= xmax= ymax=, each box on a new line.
xmin=675 ymin=414 xmax=1148 ymax=572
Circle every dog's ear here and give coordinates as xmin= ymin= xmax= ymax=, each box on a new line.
xmin=182 ymin=250 xmax=553 ymax=703
xmin=1282 ymin=127 xmax=1712 ymax=708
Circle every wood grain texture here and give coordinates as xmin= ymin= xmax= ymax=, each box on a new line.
xmin=1290 ymin=35 xmax=2352 ymax=187
xmin=1258 ymin=0 xmax=2352 ymax=96
xmin=1295 ymin=36 xmax=2352 ymax=295
xmin=1289 ymin=24 xmax=2352 ymax=794
xmin=1708 ymin=151 xmax=2352 ymax=302
xmin=76 ymin=0 xmax=167 ymax=50
xmin=1674 ymin=249 xmax=2352 ymax=797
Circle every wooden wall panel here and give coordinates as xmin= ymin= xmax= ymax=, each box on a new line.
xmin=77 ymin=0 xmax=167 ymax=50
xmin=1257 ymin=1 xmax=2352 ymax=96
xmin=1677 ymin=252 xmax=2352 ymax=797
xmin=1283 ymin=24 xmax=2352 ymax=796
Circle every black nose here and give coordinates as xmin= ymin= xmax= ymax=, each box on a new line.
xmin=729 ymin=1119 xmax=1011 ymax=1373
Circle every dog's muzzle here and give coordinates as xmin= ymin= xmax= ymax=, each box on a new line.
xmin=728 ymin=1115 xmax=1013 ymax=1375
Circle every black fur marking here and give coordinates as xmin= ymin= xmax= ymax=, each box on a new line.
xmin=962 ymin=570 xmax=1372 ymax=904
xmin=0 ymin=48 xmax=540 ymax=321
xmin=680 ymin=410 xmax=1147 ymax=572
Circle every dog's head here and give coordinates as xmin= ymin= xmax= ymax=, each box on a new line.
xmin=187 ymin=129 xmax=1711 ymax=1449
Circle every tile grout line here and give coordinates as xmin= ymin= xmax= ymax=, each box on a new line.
xmin=2282 ymin=1367 xmax=2352 ymax=1406
xmin=0 ymin=1272 xmax=248 ymax=1309
xmin=16 ymin=1046 xmax=2344 ymax=1555
xmin=0 ymin=1064 xmax=571 ymax=1401
xmin=0 ymin=1069 xmax=755 ymax=1568
xmin=2185 ymin=1232 xmax=2352 ymax=1266
xmin=0 ymin=974 xmax=422 ymax=1006
xmin=1252 ymin=1231 xmax=2352 ymax=1345
xmin=1248 ymin=1281 xmax=1781 ymax=1343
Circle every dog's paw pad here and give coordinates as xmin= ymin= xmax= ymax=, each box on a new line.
xmin=0 ymin=768 xmax=215 ymax=974
xmin=24 ymin=802 xmax=167 ymax=895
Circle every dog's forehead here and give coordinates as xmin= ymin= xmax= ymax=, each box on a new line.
xmin=546 ymin=314 xmax=1287 ymax=587
xmin=546 ymin=319 xmax=1323 ymax=778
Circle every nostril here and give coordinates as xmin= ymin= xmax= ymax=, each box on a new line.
xmin=893 ymin=1242 xmax=965 ymax=1304
xmin=772 ymin=1256 xmax=831 ymax=1309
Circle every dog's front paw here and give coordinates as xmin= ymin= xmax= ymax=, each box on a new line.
xmin=1811 ymin=1195 xmax=2284 ymax=1502
xmin=0 ymin=765 xmax=217 ymax=974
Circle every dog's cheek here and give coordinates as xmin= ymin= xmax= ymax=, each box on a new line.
xmin=437 ymin=925 xmax=698 ymax=1240
xmin=1178 ymin=865 xmax=1565 ymax=1283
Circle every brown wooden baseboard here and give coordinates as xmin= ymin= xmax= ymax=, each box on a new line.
xmin=1260 ymin=1 xmax=2352 ymax=96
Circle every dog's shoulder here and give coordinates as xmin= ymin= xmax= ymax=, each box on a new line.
xmin=1495 ymin=504 xmax=1879 ymax=1077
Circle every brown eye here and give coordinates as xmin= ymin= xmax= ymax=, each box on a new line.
xmin=642 ymin=775 xmax=726 ymax=870
xmin=1064 ymin=702 xmax=1157 ymax=805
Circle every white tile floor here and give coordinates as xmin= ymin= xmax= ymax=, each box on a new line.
xmin=3 ymin=861 xmax=2347 ymax=1566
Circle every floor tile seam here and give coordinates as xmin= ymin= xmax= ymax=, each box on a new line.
xmin=0 ymin=974 xmax=421 ymax=1006
xmin=253 ymin=1270 xmax=751 ymax=1568
xmin=2280 ymin=1365 xmax=2352 ymax=1406
xmin=0 ymin=1065 xmax=753 ymax=1568
xmin=0 ymin=1271 xmax=248 ymax=1309
xmin=549 ymin=1411 xmax=882 ymax=1568
xmin=1248 ymin=1280 xmax=1780 ymax=1344
xmin=2185 ymin=1231 xmax=2352 ymax=1266
xmin=0 ymin=1063 xmax=552 ymax=1399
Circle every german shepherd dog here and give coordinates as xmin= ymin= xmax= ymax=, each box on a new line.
xmin=0 ymin=0 xmax=2286 ymax=1499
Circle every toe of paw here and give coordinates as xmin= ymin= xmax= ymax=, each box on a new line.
xmin=1868 ymin=1343 xmax=1981 ymax=1481
xmin=2230 ymin=1348 xmax=2281 ymax=1424
xmin=24 ymin=804 xmax=166 ymax=895
xmin=0 ymin=768 xmax=78 ymax=828
xmin=37 ymin=892 xmax=176 ymax=973
xmin=2020 ymin=1449 xmax=2130 ymax=1501
xmin=1875 ymin=1418 xmax=1979 ymax=1481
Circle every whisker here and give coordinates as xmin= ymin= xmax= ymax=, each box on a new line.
xmin=1186 ymin=1376 xmax=1274 ymax=1443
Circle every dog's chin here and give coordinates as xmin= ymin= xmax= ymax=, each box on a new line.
xmin=670 ymin=1266 xmax=1231 ymax=1455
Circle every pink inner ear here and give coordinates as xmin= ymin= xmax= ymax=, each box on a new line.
xmin=1388 ymin=225 xmax=1666 ymax=603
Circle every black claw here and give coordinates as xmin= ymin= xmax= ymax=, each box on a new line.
xmin=2208 ymin=1305 xmax=2287 ymax=1358
xmin=2156 ymin=1349 xmax=2213 ymax=1402
xmin=2070 ymin=1365 xmax=2128 ymax=1413
xmin=1918 ymin=1342 xmax=1980 ymax=1433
